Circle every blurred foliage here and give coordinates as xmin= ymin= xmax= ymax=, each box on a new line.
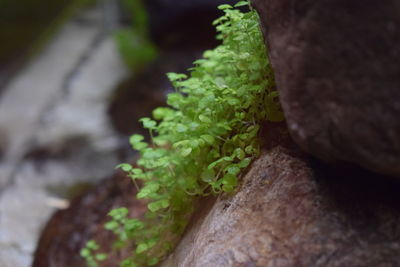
xmin=114 ymin=0 xmax=158 ymax=70
xmin=0 ymin=0 xmax=95 ymax=71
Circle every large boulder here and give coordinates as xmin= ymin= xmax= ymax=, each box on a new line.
xmin=252 ymin=0 xmax=400 ymax=176
xmin=34 ymin=124 xmax=400 ymax=266
xmin=163 ymin=139 xmax=400 ymax=266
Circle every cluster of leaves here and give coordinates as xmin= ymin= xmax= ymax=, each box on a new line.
xmin=115 ymin=0 xmax=157 ymax=69
xmin=82 ymin=1 xmax=283 ymax=266
xmin=80 ymin=240 xmax=107 ymax=267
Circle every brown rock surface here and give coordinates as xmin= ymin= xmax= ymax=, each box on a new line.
xmin=33 ymin=127 xmax=400 ymax=267
xmin=34 ymin=123 xmax=400 ymax=266
xmin=32 ymin=171 xmax=146 ymax=267
xmin=163 ymin=146 xmax=400 ymax=266
xmin=252 ymin=0 xmax=400 ymax=176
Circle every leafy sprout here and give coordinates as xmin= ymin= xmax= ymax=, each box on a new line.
xmin=82 ymin=1 xmax=283 ymax=266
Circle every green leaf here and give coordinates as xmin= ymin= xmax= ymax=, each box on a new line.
xmin=167 ymin=93 xmax=184 ymax=107
xmin=153 ymin=107 xmax=173 ymax=120
xmin=146 ymin=238 xmax=158 ymax=249
xmin=148 ymin=199 xmax=170 ymax=212
xmin=201 ymin=168 xmax=215 ymax=183
xmin=245 ymin=145 xmax=253 ymax=154
xmin=180 ymin=147 xmax=192 ymax=157
xmin=234 ymin=148 xmax=245 ymax=160
xmin=148 ymin=257 xmax=159 ymax=266
xmin=208 ymin=156 xmax=233 ymax=169
xmin=95 ymin=253 xmax=107 ymax=261
xmin=86 ymin=240 xmax=99 ymax=250
xmin=176 ymin=124 xmax=188 ymax=132
xmin=200 ymin=134 xmax=215 ymax=144
xmin=218 ymin=4 xmax=233 ymax=10
xmin=131 ymin=168 xmax=143 ymax=175
xmin=239 ymin=158 xmax=252 ymax=168
xmin=137 ymin=183 xmax=160 ymax=199
xmin=116 ymin=163 xmax=132 ymax=172
xmin=173 ymin=140 xmax=189 ymax=148
xmin=104 ymin=221 xmax=119 ymax=231
xmin=80 ymin=248 xmax=90 ymax=258
xmin=221 ymin=174 xmax=238 ymax=193
xmin=121 ymin=259 xmax=136 ymax=267
xmin=198 ymin=114 xmax=212 ymax=123
xmin=140 ymin=117 xmax=157 ymax=129
xmin=136 ymin=243 xmax=148 ymax=254
xmin=130 ymin=134 xmax=144 ymax=144
xmin=167 ymin=72 xmax=187 ymax=82
xmin=222 ymin=173 xmax=238 ymax=186
xmin=125 ymin=219 xmax=144 ymax=231
xmin=130 ymin=134 xmax=148 ymax=150
xmin=225 ymin=165 xmax=241 ymax=175
xmin=108 ymin=207 xmax=129 ymax=220
xmin=222 ymin=184 xmax=235 ymax=193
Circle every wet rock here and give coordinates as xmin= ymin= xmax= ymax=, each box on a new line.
xmin=33 ymin=171 xmax=146 ymax=267
xmin=252 ymin=0 xmax=400 ymax=176
xmin=163 ymin=133 xmax=400 ymax=266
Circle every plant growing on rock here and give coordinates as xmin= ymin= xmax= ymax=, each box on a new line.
xmin=82 ymin=1 xmax=283 ymax=266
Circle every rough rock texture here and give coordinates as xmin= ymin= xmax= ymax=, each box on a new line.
xmin=163 ymin=143 xmax=400 ymax=266
xmin=252 ymin=0 xmax=400 ymax=176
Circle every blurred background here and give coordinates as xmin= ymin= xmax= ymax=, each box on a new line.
xmin=0 ymin=0 xmax=233 ymax=266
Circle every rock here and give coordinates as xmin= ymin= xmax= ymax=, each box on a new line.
xmin=33 ymin=171 xmax=147 ymax=267
xmin=252 ymin=0 xmax=400 ymax=176
xmin=163 ymin=132 xmax=400 ymax=266
xmin=32 ymin=123 xmax=400 ymax=267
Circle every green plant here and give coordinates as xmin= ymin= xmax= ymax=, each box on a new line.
xmin=83 ymin=1 xmax=283 ymax=266
xmin=115 ymin=0 xmax=157 ymax=69
xmin=81 ymin=240 xmax=107 ymax=267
